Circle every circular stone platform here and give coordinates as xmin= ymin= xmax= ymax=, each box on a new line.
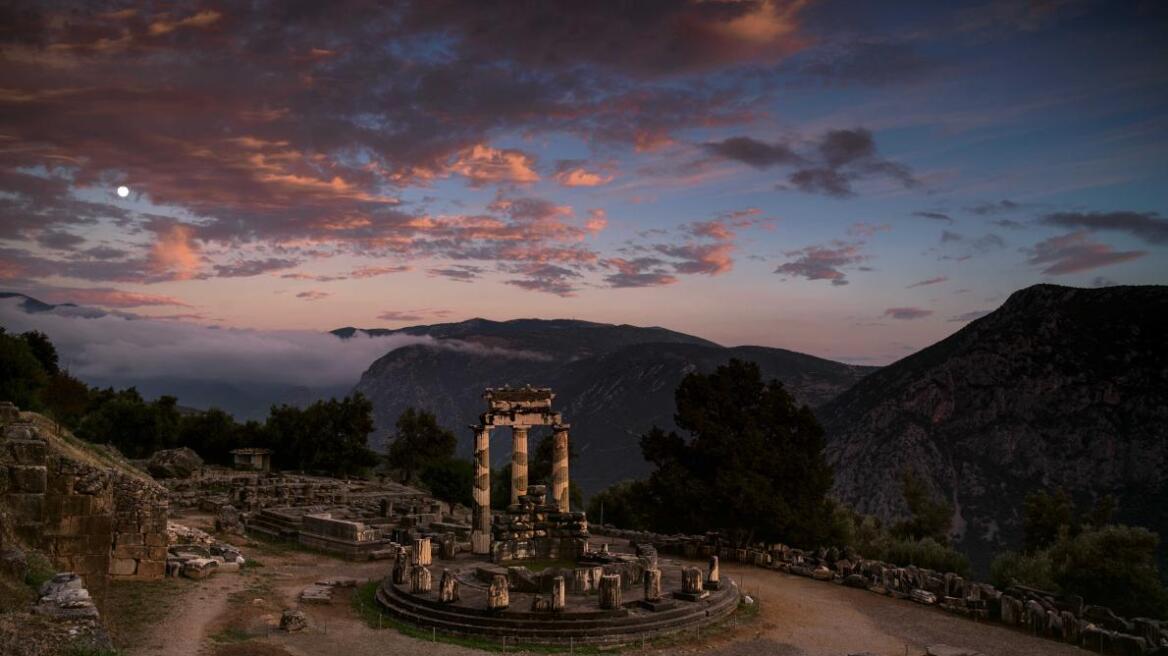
xmin=376 ymin=557 xmax=740 ymax=646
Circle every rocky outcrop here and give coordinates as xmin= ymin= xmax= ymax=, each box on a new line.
xmin=146 ymin=447 xmax=203 ymax=479
xmin=819 ymin=284 xmax=1168 ymax=569
xmin=351 ymin=318 xmax=874 ymax=494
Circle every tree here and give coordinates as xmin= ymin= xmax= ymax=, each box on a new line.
xmin=420 ymin=458 xmax=474 ymax=508
xmin=20 ymin=330 xmax=59 ymax=376
xmin=76 ymin=389 xmax=181 ymax=458
xmin=385 ymin=408 xmax=457 ymax=483
xmin=176 ymin=408 xmax=241 ymax=464
xmin=40 ymin=371 xmax=90 ymax=428
xmin=1022 ymin=488 xmax=1076 ymax=552
xmin=307 ymin=394 xmax=378 ymax=477
xmin=0 ymin=327 xmax=49 ymax=410
xmin=635 ymin=359 xmax=834 ymax=546
xmin=891 ymin=470 xmax=953 ymax=544
xmin=1050 ymin=525 xmax=1168 ymax=619
xmin=586 ymin=480 xmax=650 ymax=529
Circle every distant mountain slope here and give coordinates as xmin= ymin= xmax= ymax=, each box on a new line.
xmin=351 ymin=318 xmax=876 ymax=495
xmin=820 ymin=284 xmax=1168 ymax=570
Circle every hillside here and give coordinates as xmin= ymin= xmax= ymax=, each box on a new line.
xmin=350 ymin=318 xmax=876 ymax=494
xmin=819 ymin=284 xmax=1168 ymax=571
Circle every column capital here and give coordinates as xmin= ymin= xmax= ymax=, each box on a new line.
xmin=552 ymin=423 xmax=571 ymax=431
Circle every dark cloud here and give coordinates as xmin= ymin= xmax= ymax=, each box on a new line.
xmin=1041 ymin=210 xmax=1168 ymax=245
xmin=1025 ymin=231 xmax=1146 ymax=274
xmin=702 ymin=137 xmax=802 ymax=169
xmin=36 ymin=230 xmax=86 ymax=251
xmin=212 ymin=258 xmax=300 ymax=278
xmin=426 ymin=265 xmax=484 ymax=282
xmin=774 ymin=242 xmax=865 ymax=286
xmin=788 ymin=128 xmax=917 ymax=197
xmin=991 ymin=219 xmax=1025 ymax=229
xmin=883 ymin=307 xmax=932 ymax=320
xmin=967 ymin=200 xmax=1021 ymax=215
xmin=907 ymin=276 xmax=948 ymax=288
xmin=294 ymin=290 xmax=330 ymax=301
xmin=797 ymin=40 xmax=935 ymax=86
xmin=503 ymin=263 xmax=581 ymax=297
xmin=402 ymin=0 xmax=810 ymax=77
xmin=914 ymin=211 xmax=954 ymax=224
xmin=376 ymin=309 xmax=452 ymax=322
xmin=601 ymin=257 xmax=678 ymax=288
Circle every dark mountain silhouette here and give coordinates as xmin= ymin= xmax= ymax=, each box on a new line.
xmin=819 ymin=284 xmax=1168 ymax=572
xmin=349 ymin=318 xmax=876 ymax=494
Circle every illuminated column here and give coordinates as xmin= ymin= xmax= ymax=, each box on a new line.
xmin=471 ymin=425 xmax=491 ymax=554
xmin=552 ymin=423 xmax=570 ymax=512
xmin=510 ymin=426 xmax=528 ymax=506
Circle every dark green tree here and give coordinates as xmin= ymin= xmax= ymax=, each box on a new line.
xmin=420 ymin=458 xmax=475 ymax=508
xmin=891 ymin=470 xmax=953 ymax=544
xmin=20 ymin=330 xmax=59 ymax=376
xmin=176 ymin=407 xmax=241 ymax=464
xmin=636 ymin=359 xmax=834 ymax=546
xmin=586 ymin=480 xmax=651 ymax=529
xmin=39 ymin=370 xmax=91 ymax=428
xmin=1050 ymin=525 xmax=1168 ymax=619
xmin=76 ymin=389 xmax=181 ymax=458
xmin=385 ymin=407 xmax=457 ymax=483
xmin=0 ymin=327 xmax=49 ymax=409
xmin=307 ymin=394 xmax=378 ymax=477
xmin=1022 ymin=488 xmax=1077 ymax=552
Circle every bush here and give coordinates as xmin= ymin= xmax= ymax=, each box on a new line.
xmin=990 ymin=550 xmax=1057 ymax=591
xmin=879 ymin=537 xmax=970 ymax=576
xmin=1049 ymin=525 xmax=1168 ymax=619
xmin=587 ymin=480 xmax=651 ymax=529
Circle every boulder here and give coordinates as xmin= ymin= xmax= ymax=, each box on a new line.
xmin=280 ymin=609 xmax=308 ymax=632
xmin=146 ymin=448 xmax=203 ymax=479
xmin=181 ymin=558 xmax=218 ymax=580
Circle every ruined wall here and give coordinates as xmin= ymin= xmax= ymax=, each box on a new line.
xmin=491 ymin=485 xmax=587 ymax=563
xmin=0 ymin=406 xmax=168 ymax=604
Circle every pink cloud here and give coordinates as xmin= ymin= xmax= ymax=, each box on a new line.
xmin=1025 ymin=231 xmax=1146 ymax=275
xmin=774 ymin=242 xmax=866 ymax=285
xmin=884 ymin=307 xmax=933 ymax=320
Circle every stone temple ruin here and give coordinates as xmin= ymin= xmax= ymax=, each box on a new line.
xmin=374 ymin=386 xmax=741 ymax=646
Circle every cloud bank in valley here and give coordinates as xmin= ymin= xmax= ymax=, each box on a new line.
xmin=0 ymin=298 xmax=430 ymax=389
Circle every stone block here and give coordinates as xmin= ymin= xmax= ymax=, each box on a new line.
xmin=598 ymin=574 xmax=622 ymax=610
xmin=109 ymin=558 xmax=138 ymax=576
xmin=7 ymin=439 xmax=47 ymax=465
xmin=135 ymin=560 xmax=166 ymax=579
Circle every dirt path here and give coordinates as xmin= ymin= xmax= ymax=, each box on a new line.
xmin=666 ymin=562 xmax=1086 ymax=656
xmin=115 ymin=519 xmax=1087 ymax=656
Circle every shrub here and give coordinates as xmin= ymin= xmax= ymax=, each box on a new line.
xmin=879 ymin=537 xmax=970 ymax=576
xmin=990 ymin=550 xmax=1057 ymax=591
xmin=1049 ymin=525 xmax=1168 ymax=619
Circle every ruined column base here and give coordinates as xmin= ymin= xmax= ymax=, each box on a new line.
xmin=471 ymin=531 xmax=491 ymax=555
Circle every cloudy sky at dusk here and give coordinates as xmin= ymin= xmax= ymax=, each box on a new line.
xmin=1 ymin=0 xmax=1166 ymax=364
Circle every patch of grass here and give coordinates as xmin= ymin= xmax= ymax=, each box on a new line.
xmin=103 ymin=578 xmax=186 ymax=647
xmin=242 ymin=558 xmax=264 ymax=569
xmin=210 ymin=626 xmax=252 ymax=644
xmin=244 ymin=531 xmax=344 ymax=561
xmin=63 ymin=644 xmax=125 ymax=656
xmin=24 ymin=551 xmax=55 ymax=591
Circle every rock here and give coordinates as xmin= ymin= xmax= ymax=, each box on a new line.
xmin=488 ymin=574 xmax=509 ymax=610
xmin=280 ymin=609 xmax=307 ymax=632
xmin=598 ymin=574 xmax=622 ymax=610
xmin=743 ymin=595 xmax=755 ymax=605
xmin=299 ymin=584 xmax=333 ymax=604
xmin=214 ymin=505 xmax=243 ymax=535
xmin=911 ymin=589 xmax=937 ymax=605
xmin=181 ymin=558 xmax=218 ymax=580
xmin=146 ymin=447 xmax=203 ymax=479
xmin=843 ymin=574 xmax=868 ymax=588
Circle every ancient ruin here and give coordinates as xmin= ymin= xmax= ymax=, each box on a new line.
xmin=373 ymin=386 xmax=742 ymax=646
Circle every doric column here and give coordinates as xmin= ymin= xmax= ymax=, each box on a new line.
xmin=471 ymin=425 xmax=491 ymax=554
xmin=510 ymin=426 xmax=528 ymax=505
xmin=551 ymin=423 xmax=570 ymax=512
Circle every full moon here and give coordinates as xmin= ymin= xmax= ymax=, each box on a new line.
xmin=116 ymin=185 xmax=130 ymax=198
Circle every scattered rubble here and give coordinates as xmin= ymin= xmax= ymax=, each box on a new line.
xmin=280 ymin=608 xmax=308 ymax=632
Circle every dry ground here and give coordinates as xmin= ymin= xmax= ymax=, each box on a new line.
xmin=107 ymin=520 xmax=1084 ymax=656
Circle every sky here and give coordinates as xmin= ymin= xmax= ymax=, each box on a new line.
xmin=1 ymin=0 xmax=1166 ymax=365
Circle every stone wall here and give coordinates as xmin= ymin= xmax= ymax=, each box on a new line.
xmin=592 ymin=525 xmax=1168 ymax=655
xmin=0 ymin=406 xmax=168 ymax=605
xmin=490 ymin=485 xmax=587 ymax=563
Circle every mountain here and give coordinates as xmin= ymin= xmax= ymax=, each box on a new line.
xmin=350 ymin=318 xmax=876 ymax=495
xmin=0 ymin=291 xmax=79 ymax=314
xmin=820 ymin=284 xmax=1168 ymax=572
